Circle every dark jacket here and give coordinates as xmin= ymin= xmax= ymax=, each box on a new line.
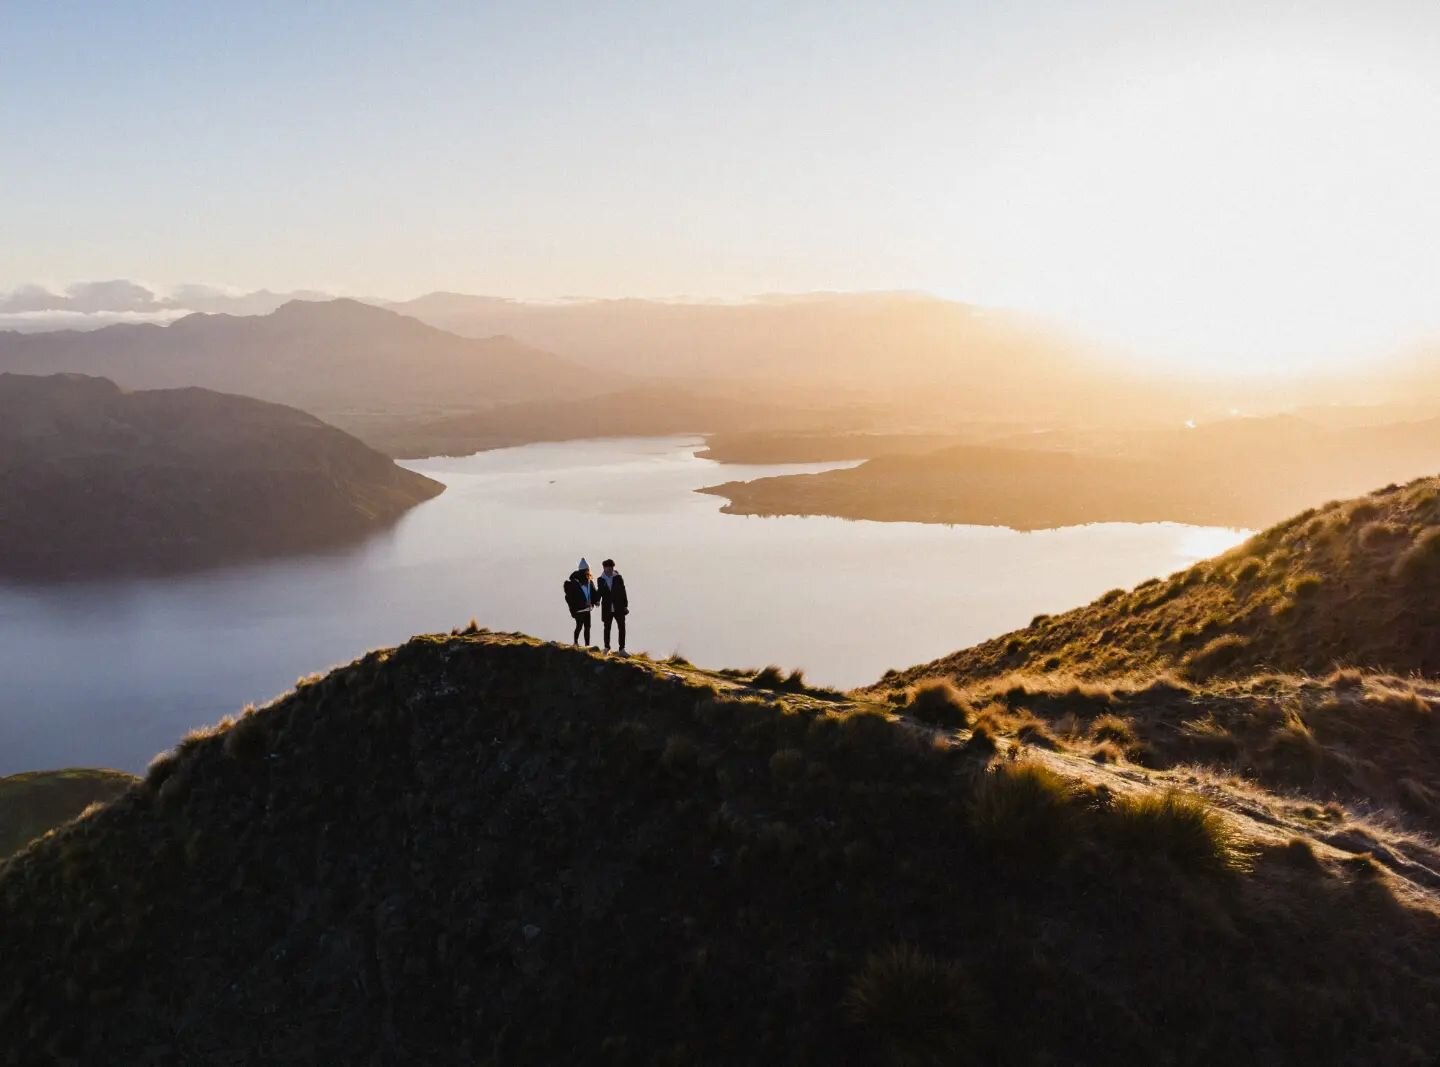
xmin=563 ymin=571 xmax=598 ymax=617
xmin=598 ymin=571 xmax=629 ymax=618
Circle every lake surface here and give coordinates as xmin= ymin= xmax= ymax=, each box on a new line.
xmin=0 ymin=437 xmax=1247 ymax=774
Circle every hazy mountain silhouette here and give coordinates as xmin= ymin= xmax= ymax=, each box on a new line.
xmin=0 ymin=300 xmax=589 ymax=421
xmin=0 ymin=373 xmax=444 ymax=577
xmin=386 ymin=290 xmax=1165 ymax=418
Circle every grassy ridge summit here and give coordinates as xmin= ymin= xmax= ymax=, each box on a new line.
xmin=0 ymin=769 xmax=136 ymax=856
xmin=882 ymin=475 xmax=1440 ymax=685
xmin=0 ymin=373 xmax=443 ymax=577
xmin=4 ymin=632 xmax=1440 ymax=1063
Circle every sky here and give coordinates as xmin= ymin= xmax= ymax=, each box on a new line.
xmin=4 ymin=0 xmax=1440 ymax=372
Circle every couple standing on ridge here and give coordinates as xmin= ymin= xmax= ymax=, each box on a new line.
xmin=563 ymin=558 xmax=629 ymax=654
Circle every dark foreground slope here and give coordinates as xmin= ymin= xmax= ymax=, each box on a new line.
xmin=0 ymin=373 xmax=443 ymax=578
xmin=4 ymin=633 xmax=1440 ymax=1065
xmin=886 ymin=474 xmax=1440 ymax=686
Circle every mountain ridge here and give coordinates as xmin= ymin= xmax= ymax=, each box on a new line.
xmin=0 ymin=299 xmax=591 ymax=422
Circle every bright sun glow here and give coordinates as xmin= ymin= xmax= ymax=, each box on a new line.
xmin=951 ymin=37 xmax=1440 ymax=376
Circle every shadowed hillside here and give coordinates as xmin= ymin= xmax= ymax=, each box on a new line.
xmin=0 ymin=373 xmax=443 ymax=577
xmin=5 ymin=630 xmax=1440 ymax=1064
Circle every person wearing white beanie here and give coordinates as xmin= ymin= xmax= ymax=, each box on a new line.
xmin=562 ymin=559 xmax=598 ymax=646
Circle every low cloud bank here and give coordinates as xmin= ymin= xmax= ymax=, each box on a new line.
xmin=0 ymin=281 xmax=335 ymax=332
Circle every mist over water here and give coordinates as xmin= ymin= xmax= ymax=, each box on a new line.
xmin=0 ymin=438 xmax=1246 ymax=774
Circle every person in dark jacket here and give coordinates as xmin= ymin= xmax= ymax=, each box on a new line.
xmin=562 ymin=558 xmax=598 ymax=646
xmin=597 ymin=558 xmax=629 ymax=654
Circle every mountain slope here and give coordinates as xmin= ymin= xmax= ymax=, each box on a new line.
xmin=4 ymin=632 xmax=1440 ymax=1064
xmin=0 ymin=299 xmax=589 ymax=422
xmin=881 ymin=475 xmax=1440 ymax=685
xmin=0 ymin=373 xmax=443 ymax=577
xmin=0 ymin=769 xmax=135 ymax=856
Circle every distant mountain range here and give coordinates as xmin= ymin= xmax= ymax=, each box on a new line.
xmin=0 ymin=299 xmax=591 ymax=423
xmin=8 ymin=283 xmax=1440 ymax=466
xmin=386 ymin=290 xmax=1148 ymax=415
xmin=0 ymin=373 xmax=443 ymax=578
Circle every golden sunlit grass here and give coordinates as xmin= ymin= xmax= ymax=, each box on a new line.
xmin=881 ymin=476 xmax=1440 ymax=688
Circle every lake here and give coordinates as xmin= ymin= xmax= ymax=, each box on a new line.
xmin=0 ymin=437 xmax=1247 ymax=774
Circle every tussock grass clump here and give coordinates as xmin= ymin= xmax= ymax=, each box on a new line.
xmin=1394 ymin=527 xmax=1440 ymax=579
xmin=748 ymin=664 xmax=841 ymax=698
xmin=1345 ymin=500 xmax=1383 ymax=526
xmin=143 ymin=751 xmax=178 ymax=792
xmin=844 ymin=946 xmax=975 ymax=1065
xmin=1014 ymin=713 xmax=1060 ymax=750
xmin=1343 ymin=852 xmax=1383 ymax=879
xmin=1090 ymin=714 xmax=1134 ymax=745
xmin=1182 ymin=634 xmax=1251 ymax=680
xmin=964 ymin=719 xmax=998 ymax=757
xmin=1105 ymin=789 xmax=1251 ymax=876
xmin=1091 ymin=741 xmax=1123 ymax=764
xmin=1358 ymin=522 xmax=1404 ymax=549
xmin=222 ymin=710 xmax=268 ymax=761
xmin=903 ymin=679 xmax=970 ymax=728
xmin=750 ymin=665 xmax=790 ymax=689
xmin=970 ymin=761 xmax=1076 ymax=860
xmin=1233 ymin=558 xmax=1263 ymax=583
xmin=1133 ymin=675 xmax=1193 ymax=701
xmin=1328 ymin=668 xmax=1364 ymax=691
xmin=178 ymin=721 xmax=227 ymax=757
xmin=1264 ymin=716 xmax=1324 ymax=783
xmin=1363 ymin=685 xmax=1431 ymax=718
xmin=1279 ymin=837 xmax=1323 ymax=870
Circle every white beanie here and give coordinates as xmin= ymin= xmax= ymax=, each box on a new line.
xmin=577 ymin=557 xmax=589 ymax=572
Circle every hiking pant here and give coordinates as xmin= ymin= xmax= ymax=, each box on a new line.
xmin=573 ymin=611 xmax=592 ymax=644
xmin=603 ymin=611 xmax=626 ymax=650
